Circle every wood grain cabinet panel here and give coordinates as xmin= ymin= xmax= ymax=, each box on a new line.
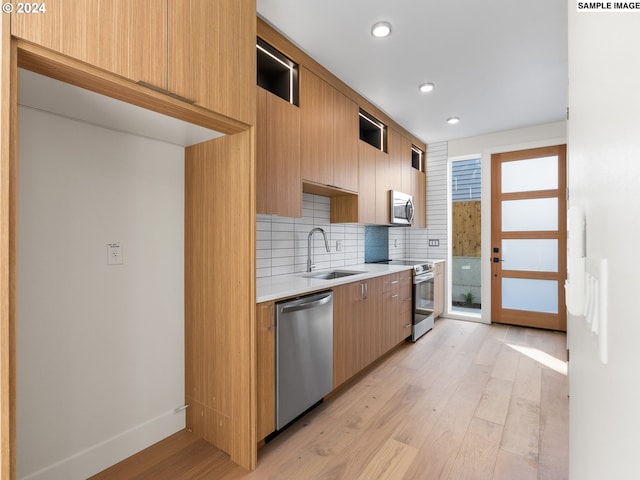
xmin=357 ymin=141 xmax=379 ymax=224
xmin=387 ymin=128 xmax=406 ymax=194
xmin=300 ymin=67 xmax=334 ymax=186
xmin=256 ymin=301 xmax=275 ymax=442
xmin=332 ymin=90 xmax=359 ymax=192
xmin=434 ymin=262 xmax=445 ymax=318
xmin=301 ymin=68 xmax=359 ymax=192
xmin=12 ymin=0 xmax=167 ymax=88
xmin=168 ymin=0 xmax=255 ymax=125
xmin=256 ymin=86 xmax=301 ymax=217
xmin=13 ymin=0 xmax=255 ymax=124
xmin=412 ymin=168 xmax=426 ymax=228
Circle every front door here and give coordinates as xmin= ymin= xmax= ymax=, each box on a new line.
xmin=491 ymin=145 xmax=567 ymax=331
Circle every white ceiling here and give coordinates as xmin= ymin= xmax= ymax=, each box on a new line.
xmin=257 ymin=0 xmax=568 ymax=144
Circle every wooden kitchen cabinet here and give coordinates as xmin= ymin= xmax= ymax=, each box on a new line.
xmin=256 ymin=301 xmax=276 ymax=442
xmin=357 ymin=141 xmax=382 ymax=224
xmin=412 ymin=168 xmax=427 ymax=228
xmin=168 ymin=0 xmax=255 ymax=124
xmin=300 ymin=68 xmax=359 ymax=192
xmin=256 ymin=86 xmax=301 ymax=217
xmin=434 ymin=262 xmax=445 ymax=318
xmin=13 ymin=0 xmax=255 ymax=124
xmin=332 ymin=89 xmax=359 ymax=192
xmin=381 ymin=272 xmax=412 ymax=354
xmin=12 ymin=0 xmax=167 ymax=88
xmin=388 ymin=128 xmax=407 ymax=194
xmin=333 ymin=276 xmax=382 ymax=388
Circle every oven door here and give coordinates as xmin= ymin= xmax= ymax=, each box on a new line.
xmin=412 ymin=272 xmax=435 ymax=341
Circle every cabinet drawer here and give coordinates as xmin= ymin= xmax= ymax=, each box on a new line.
xmin=382 ymin=273 xmax=401 ymax=292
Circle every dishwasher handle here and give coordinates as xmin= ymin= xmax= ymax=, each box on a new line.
xmin=280 ymin=293 xmax=332 ymax=314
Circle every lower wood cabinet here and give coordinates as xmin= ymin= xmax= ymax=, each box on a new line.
xmin=256 ymin=301 xmax=275 ymax=442
xmin=333 ymin=273 xmax=411 ymax=389
xmin=434 ymin=262 xmax=445 ymax=318
xmin=256 ymin=86 xmax=301 ymax=217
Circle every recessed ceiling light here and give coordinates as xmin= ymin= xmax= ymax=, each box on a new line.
xmin=371 ymin=21 xmax=392 ymax=38
xmin=419 ymin=82 xmax=434 ymax=93
xmin=447 ymin=117 xmax=460 ymax=125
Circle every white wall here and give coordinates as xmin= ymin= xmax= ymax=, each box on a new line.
xmin=567 ymin=7 xmax=640 ymax=479
xmin=447 ymin=121 xmax=567 ymax=322
xmin=17 ymin=107 xmax=185 ymax=480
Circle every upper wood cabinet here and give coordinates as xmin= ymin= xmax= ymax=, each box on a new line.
xmin=300 ymin=67 xmax=359 ymax=193
xmin=256 ymin=301 xmax=276 ymax=442
xmin=12 ymin=0 xmax=167 ymax=87
xmin=356 ymin=141 xmax=379 ymax=224
xmin=389 ymin=128 xmax=412 ymax=194
xmin=13 ymin=0 xmax=255 ymax=125
xmin=256 ymin=87 xmax=301 ymax=217
xmin=412 ymin=168 xmax=426 ymax=228
xmin=168 ymin=0 xmax=255 ymax=125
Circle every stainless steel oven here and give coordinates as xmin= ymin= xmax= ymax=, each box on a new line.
xmin=413 ymin=267 xmax=435 ymax=341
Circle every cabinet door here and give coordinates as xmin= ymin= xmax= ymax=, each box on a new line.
xmin=256 ymin=302 xmax=276 ymax=441
xmin=412 ymin=168 xmax=427 ymax=228
xmin=300 ymin=67 xmax=334 ymax=186
xmin=256 ymin=87 xmax=268 ymax=212
xmin=399 ymin=274 xmax=413 ymax=341
xmin=332 ymin=90 xmax=359 ymax=192
xmin=333 ymin=282 xmax=362 ymax=388
xmin=375 ymin=149 xmax=391 ymax=225
xmin=357 ymin=142 xmax=378 ymax=224
xmin=388 ymin=128 xmax=407 ymax=194
xmin=168 ymin=0 xmax=255 ymax=124
xmin=434 ymin=262 xmax=445 ymax=318
xmin=12 ymin=0 xmax=166 ymax=88
xmin=256 ymin=87 xmax=302 ymax=217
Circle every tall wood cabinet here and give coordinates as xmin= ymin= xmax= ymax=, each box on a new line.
xmin=300 ymin=67 xmax=359 ymax=193
xmin=12 ymin=0 xmax=255 ymax=124
xmin=256 ymin=86 xmax=301 ymax=217
xmin=434 ymin=262 xmax=445 ymax=318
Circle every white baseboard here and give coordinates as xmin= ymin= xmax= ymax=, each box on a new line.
xmin=20 ymin=410 xmax=185 ymax=480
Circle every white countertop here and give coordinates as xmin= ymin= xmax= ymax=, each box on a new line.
xmin=256 ymin=263 xmax=414 ymax=303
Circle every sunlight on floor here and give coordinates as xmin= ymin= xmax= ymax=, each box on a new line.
xmin=506 ymin=343 xmax=568 ymax=376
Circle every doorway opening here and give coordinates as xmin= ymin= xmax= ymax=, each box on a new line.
xmin=450 ymin=157 xmax=482 ymax=315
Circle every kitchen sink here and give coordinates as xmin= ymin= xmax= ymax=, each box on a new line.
xmin=304 ymin=270 xmax=366 ymax=280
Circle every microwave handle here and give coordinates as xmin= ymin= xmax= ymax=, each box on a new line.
xmin=406 ymin=199 xmax=415 ymax=223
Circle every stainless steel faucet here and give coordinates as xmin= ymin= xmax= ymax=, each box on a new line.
xmin=307 ymin=227 xmax=330 ymax=272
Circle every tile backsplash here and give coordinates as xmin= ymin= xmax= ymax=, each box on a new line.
xmin=256 ymin=194 xmax=365 ymax=278
xmin=256 ymin=194 xmax=431 ymax=279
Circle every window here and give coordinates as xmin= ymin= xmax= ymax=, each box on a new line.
xmin=451 ymin=158 xmax=481 ymax=314
xmin=257 ymin=38 xmax=299 ymax=105
xmin=411 ymin=146 xmax=424 ymax=171
xmin=359 ymin=109 xmax=386 ymax=151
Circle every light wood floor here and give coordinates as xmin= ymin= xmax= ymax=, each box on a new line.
xmin=92 ymin=318 xmax=569 ymax=480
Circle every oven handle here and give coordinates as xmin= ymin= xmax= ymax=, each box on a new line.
xmin=414 ymin=273 xmax=434 ymax=284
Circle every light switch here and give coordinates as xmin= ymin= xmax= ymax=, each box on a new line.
xmin=336 ymin=240 xmax=342 ymax=252
xmin=107 ymin=242 xmax=123 ymax=265
xmin=429 ymin=239 xmax=440 ymax=247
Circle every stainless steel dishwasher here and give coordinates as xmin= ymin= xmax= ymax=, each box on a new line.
xmin=276 ymin=290 xmax=333 ymax=430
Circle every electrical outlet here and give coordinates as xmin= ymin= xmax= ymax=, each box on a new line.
xmin=428 ymin=239 xmax=440 ymax=247
xmin=336 ymin=240 xmax=342 ymax=252
xmin=107 ymin=242 xmax=123 ymax=265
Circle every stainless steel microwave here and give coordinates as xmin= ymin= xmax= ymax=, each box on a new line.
xmin=390 ymin=190 xmax=414 ymax=225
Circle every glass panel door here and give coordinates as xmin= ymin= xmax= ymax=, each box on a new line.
xmin=491 ymin=145 xmax=567 ymax=331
